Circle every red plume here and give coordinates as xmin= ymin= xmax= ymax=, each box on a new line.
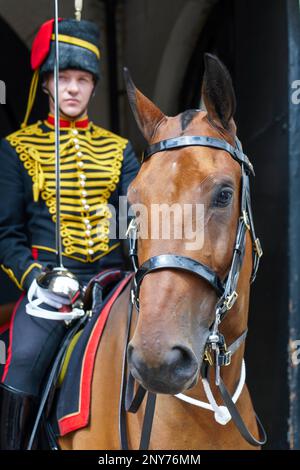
xmin=31 ymin=18 xmax=62 ymax=70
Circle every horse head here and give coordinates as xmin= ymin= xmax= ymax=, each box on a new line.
xmin=125 ymin=54 xmax=261 ymax=396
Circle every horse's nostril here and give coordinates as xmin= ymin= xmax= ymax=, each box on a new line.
xmin=127 ymin=342 xmax=198 ymax=394
xmin=166 ymin=346 xmax=197 ymax=375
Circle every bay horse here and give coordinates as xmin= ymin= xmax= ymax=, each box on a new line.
xmin=59 ymin=54 xmax=266 ymax=450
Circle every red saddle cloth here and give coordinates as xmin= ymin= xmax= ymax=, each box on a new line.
xmin=56 ymin=272 xmax=133 ymax=436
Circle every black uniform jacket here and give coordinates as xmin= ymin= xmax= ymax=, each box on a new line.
xmin=0 ymin=116 xmax=140 ymax=290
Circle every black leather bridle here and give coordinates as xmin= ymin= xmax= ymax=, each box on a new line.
xmin=122 ymin=133 xmax=266 ymax=449
xmin=128 ymin=135 xmax=262 ymax=316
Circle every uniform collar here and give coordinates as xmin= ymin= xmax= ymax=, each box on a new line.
xmin=46 ymin=114 xmax=90 ymax=129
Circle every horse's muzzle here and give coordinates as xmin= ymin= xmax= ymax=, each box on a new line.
xmin=127 ymin=343 xmax=199 ymax=394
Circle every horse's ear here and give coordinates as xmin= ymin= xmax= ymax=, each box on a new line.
xmin=202 ymin=53 xmax=236 ymax=130
xmin=123 ymin=67 xmax=165 ymax=142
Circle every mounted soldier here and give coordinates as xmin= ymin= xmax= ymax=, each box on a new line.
xmin=0 ymin=1 xmax=139 ymax=450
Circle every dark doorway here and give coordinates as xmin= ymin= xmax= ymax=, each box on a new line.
xmin=0 ymin=16 xmax=48 ymax=305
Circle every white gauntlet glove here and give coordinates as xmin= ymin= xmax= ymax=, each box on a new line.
xmin=35 ymin=283 xmax=71 ymax=309
xmin=26 ymin=279 xmax=85 ymax=321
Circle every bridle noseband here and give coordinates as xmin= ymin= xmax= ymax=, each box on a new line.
xmin=124 ymin=133 xmax=266 ymax=448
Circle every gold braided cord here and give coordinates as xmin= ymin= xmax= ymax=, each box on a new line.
xmin=7 ymin=121 xmax=128 ymax=261
xmin=61 ymin=196 xmax=111 ymax=206
xmin=61 ymin=221 xmax=108 ymax=232
xmin=21 ymin=70 xmax=40 ymax=129
xmin=1 ymin=265 xmax=23 ymax=290
xmin=67 ymin=137 xmax=125 ymax=149
xmin=31 ymin=242 xmax=121 ymax=264
xmin=17 ymin=137 xmax=121 ymax=151
xmin=1 ymin=261 xmax=42 ymax=291
xmin=56 ymin=189 xmax=106 ymax=197
xmin=46 ymin=180 xmax=116 ymax=189
xmin=20 ymin=262 xmax=43 ymax=288
xmin=42 ymin=163 xmax=121 ymax=173
xmin=31 ymin=245 xmax=57 ymax=254
xmin=51 ymin=204 xmax=112 ymax=214
xmin=66 ymin=231 xmax=108 ymax=242
xmin=63 ymin=242 xmax=119 ymax=258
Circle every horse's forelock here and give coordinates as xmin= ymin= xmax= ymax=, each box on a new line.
xmin=180 ymin=109 xmax=201 ymax=131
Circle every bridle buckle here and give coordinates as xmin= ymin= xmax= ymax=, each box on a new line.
xmin=126 ymin=218 xmax=138 ymax=239
xmin=241 ymin=210 xmax=250 ymax=230
xmin=204 ymin=349 xmax=214 ymax=366
xmin=204 ymin=333 xmax=231 ymax=367
xmin=217 ymin=349 xmax=232 ymax=367
xmin=131 ymin=288 xmax=136 ymax=305
xmin=203 ymin=332 xmax=219 ymax=366
xmin=254 ymin=238 xmax=263 ymax=258
xmin=224 ymin=291 xmax=238 ymax=310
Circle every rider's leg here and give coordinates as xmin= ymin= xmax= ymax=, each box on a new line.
xmin=0 ymin=295 xmax=67 ymax=449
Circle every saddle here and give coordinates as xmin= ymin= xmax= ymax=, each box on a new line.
xmin=0 ymin=268 xmax=133 ymax=449
xmin=53 ymin=269 xmax=132 ymax=439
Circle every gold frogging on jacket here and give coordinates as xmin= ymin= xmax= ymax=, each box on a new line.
xmin=7 ymin=121 xmax=128 ymax=262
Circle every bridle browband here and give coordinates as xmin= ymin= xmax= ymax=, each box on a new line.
xmin=142 ymin=135 xmax=254 ymax=175
xmin=122 ymin=133 xmax=266 ymax=449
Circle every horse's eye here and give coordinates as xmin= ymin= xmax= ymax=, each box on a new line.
xmin=213 ymin=188 xmax=234 ymax=208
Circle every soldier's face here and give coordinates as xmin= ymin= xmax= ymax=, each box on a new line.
xmin=46 ymin=70 xmax=95 ymax=119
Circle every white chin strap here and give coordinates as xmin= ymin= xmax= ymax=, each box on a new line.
xmin=26 ymin=279 xmax=85 ymax=321
xmin=175 ymin=359 xmax=246 ymax=425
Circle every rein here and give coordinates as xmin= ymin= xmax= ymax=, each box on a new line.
xmin=119 ymin=134 xmax=267 ymax=449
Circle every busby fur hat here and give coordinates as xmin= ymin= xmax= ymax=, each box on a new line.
xmin=22 ymin=18 xmax=101 ymax=127
xmin=40 ymin=19 xmax=101 ymax=79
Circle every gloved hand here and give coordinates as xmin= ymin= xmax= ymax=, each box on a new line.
xmin=35 ymin=284 xmax=71 ymax=309
xmin=27 ymin=278 xmax=71 ymax=309
xmin=26 ymin=278 xmax=84 ymax=321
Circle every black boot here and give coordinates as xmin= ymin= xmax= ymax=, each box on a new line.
xmin=0 ymin=383 xmax=38 ymax=450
